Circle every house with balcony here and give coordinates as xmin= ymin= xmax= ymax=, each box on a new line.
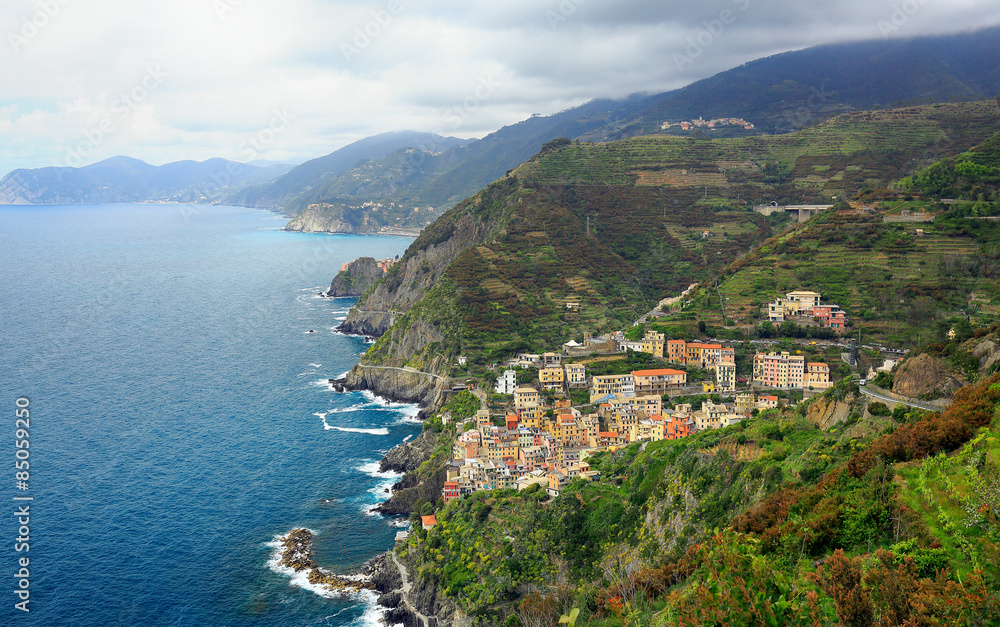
xmin=632 ymin=368 xmax=687 ymax=395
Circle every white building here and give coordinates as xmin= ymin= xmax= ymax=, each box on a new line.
xmin=494 ymin=369 xmax=517 ymax=395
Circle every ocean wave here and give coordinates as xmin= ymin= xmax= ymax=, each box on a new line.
xmin=361 ymin=391 xmax=419 ymax=410
xmin=356 ymin=460 xmax=402 ymax=479
xmin=318 ymin=411 xmax=389 ymax=435
xmin=327 ymin=426 xmax=390 ymax=436
xmin=331 ymin=329 xmax=368 ymax=340
xmin=334 ymin=316 xmax=347 ymax=321
xmin=351 ymin=593 xmax=400 ymax=627
xmin=355 ymin=459 xmax=404 ymax=517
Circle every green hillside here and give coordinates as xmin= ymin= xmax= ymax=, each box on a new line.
xmin=672 ymin=120 xmax=1000 ymax=347
xmin=355 ymin=101 xmax=1000 ymax=379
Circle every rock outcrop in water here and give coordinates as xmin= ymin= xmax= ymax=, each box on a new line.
xmin=277 ymin=529 xmax=376 ymax=594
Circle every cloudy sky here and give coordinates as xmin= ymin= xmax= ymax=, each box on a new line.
xmin=1 ymin=0 xmax=998 ymax=176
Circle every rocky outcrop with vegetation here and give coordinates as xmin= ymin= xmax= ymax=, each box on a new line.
xmin=326 ymin=257 xmax=385 ymax=298
xmin=284 ymin=202 xmax=380 ymax=234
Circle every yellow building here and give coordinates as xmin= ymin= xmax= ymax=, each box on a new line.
xmin=514 ymin=386 xmax=540 ymax=409
xmin=564 ymin=363 xmax=587 ymax=388
xmin=804 ymin=362 xmax=831 ymax=390
xmin=590 ymin=374 xmax=635 ymax=401
xmin=640 ymin=330 xmax=665 ymax=358
xmin=716 ymin=361 xmax=736 ymax=393
xmin=539 ymin=366 xmax=565 ymax=391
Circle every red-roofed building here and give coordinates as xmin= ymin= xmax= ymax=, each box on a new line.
xmin=632 ymin=369 xmax=687 ymax=395
xmin=600 ymin=431 xmax=625 ymax=446
xmin=421 ymin=515 xmax=437 ymax=530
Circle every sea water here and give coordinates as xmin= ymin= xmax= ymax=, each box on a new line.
xmin=0 ymin=204 xmax=418 ymax=626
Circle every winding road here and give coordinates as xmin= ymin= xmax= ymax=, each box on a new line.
xmin=859 ymin=385 xmax=946 ymax=412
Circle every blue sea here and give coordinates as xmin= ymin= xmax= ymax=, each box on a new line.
xmin=0 ymin=204 xmax=418 ymax=626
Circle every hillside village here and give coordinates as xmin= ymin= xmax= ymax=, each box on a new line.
xmin=430 ymin=288 xmax=849 ymax=507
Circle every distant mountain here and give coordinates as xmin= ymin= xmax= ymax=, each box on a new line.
xmin=613 ymin=26 xmax=1000 ymax=137
xmin=0 ymin=156 xmax=293 ymax=205
xmin=226 ymin=130 xmax=474 ymax=212
xmin=264 ymin=27 xmax=1000 ymax=233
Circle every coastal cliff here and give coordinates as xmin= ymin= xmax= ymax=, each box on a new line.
xmin=284 ymin=202 xmax=379 ymax=234
xmin=326 ymin=257 xmax=386 ymax=297
xmin=334 ymin=176 xmax=520 ymax=406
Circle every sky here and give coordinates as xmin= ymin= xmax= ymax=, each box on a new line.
xmin=2 ymin=0 xmax=999 ymax=176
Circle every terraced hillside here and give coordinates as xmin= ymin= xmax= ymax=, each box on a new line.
xmin=522 ymin=101 xmax=1000 ymax=206
xmin=688 ymin=208 xmax=994 ymax=346
xmin=341 ymin=101 xmax=1000 ymax=405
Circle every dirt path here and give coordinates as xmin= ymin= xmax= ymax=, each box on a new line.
xmin=390 ymin=551 xmax=430 ymax=627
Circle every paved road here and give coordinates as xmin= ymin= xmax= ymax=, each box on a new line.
xmin=860 ymin=385 xmax=944 ymax=412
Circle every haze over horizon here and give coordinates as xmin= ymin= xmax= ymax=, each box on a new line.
xmin=2 ymin=0 xmax=999 ymax=177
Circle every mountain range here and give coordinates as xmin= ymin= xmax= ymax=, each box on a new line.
xmin=3 ymin=27 xmax=999 ymax=223
xmin=0 ymin=156 xmax=295 ymax=205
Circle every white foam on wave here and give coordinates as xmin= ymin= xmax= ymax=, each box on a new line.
xmin=319 ymin=412 xmax=389 ymax=435
xmin=402 ymin=435 xmax=413 ymax=443
xmin=309 ymin=363 xmax=322 ymax=368
xmin=324 ymin=404 xmax=369 ymax=414
xmin=362 ymin=390 xmax=418 ymax=411
xmin=334 ymin=316 xmax=348 ymax=321
xmin=356 ymin=459 xmax=404 ymax=516
xmin=266 ymin=530 xmax=339 ymax=599
xmin=351 ymin=593 xmax=401 ymax=627
xmin=327 ymin=425 xmax=390 ymax=436
xmin=266 ymin=531 xmax=393 ymax=626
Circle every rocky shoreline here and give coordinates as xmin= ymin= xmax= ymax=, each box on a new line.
xmin=277 ymin=528 xmax=431 ymax=625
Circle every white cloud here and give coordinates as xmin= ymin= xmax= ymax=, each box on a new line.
xmin=0 ymin=0 xmax=998 ymax=175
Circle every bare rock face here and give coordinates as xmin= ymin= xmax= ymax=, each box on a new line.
xmin=284 ymin=202 xmax=378 ymax=233
xmin=892 ymin=353 xmax=967 ymax=399
xmin=339 ymin=210 xmax=493 ymax=339
xmin=807 ymin=394 xmax=856 ymax=429
xmin=327 ymin=257 xmax=384 ymax=297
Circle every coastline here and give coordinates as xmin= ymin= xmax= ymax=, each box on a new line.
xmin=282 ymin=226 xmax=422 ymax=239
xmin=307 ymin=375 xmax=438 ymax=625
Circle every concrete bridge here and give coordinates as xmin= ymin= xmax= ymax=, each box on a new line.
xmin=754 ymin=203 xmax=833 ymax=223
